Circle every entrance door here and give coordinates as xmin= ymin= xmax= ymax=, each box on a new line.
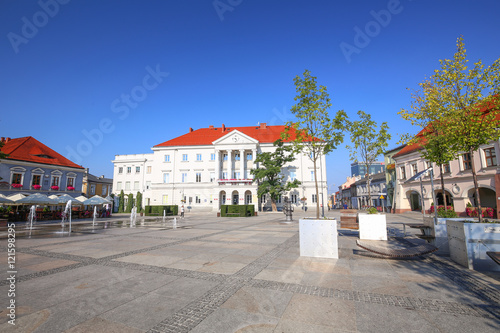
xmin=233 ymin=193 xmax=239 ymax=205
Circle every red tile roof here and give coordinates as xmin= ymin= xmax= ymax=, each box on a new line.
xmin=394 ymin=95 xmax=500 ymax=159
xmin=0 ymin=136 xmax=84 ymax=169
xmin=154 ymin=124 xmax=300 ymax=147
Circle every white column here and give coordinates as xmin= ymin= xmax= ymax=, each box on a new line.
xmin=215 ymin=149 xmax=220 ymax=180
xmin=240 ymin=149 xmax=245 ymax=179
xmin=228 ymin=150 xmax=233 ymax=179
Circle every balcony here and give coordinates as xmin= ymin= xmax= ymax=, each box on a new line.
xmin=218 ymin=179 xmax=254 ymax=185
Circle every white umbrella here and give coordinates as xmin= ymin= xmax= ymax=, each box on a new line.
xmin=51 ymin=194 xmax=84 ymax=205
xmin=82 ymin=195 xmax=111 ymax=205
xmin=7 ymin=193 xmax=27 ymax=203
xmin=16 ymin=193 xmax=58 ymax=205
xmin=0 ymin=194 xmax=14 ymax=204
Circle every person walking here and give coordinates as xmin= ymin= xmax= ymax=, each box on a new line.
xmin=181 ymin=205 xmax=185 ymax=218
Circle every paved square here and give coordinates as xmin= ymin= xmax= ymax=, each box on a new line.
xmin=1 ymin=211 xmax=499 ymax=332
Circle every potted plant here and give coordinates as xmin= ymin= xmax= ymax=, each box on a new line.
xmin=51 ymin=185 xmax=59 ymax=190
xmin=11 ymin=183 xmax=23 ymax=188
xmin=358 ymin=207 xmax=387 ymax=240
xmin=67 ymin=186 xmax=75 ymax=191
xmin=32 ymin=184 xmax=41 ymax=190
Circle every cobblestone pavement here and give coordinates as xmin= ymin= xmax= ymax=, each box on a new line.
xmin=1 ymin=210 xmax=499 ymax=332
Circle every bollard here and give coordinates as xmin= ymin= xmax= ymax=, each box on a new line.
xmin=173 ymin=217 xmax=177 ymax=229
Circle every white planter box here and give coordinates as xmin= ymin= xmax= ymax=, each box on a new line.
xmin=423 ymin=217 xmax=476 ymax=255
xmin=358 ymin=213 xmax=387 ymax=240
xmin=447 ymin=220 xmax=500 ymax=272
xmin=299 ymin=218 xmax=338 ymax=259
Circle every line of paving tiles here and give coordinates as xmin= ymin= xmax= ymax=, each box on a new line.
xmin=393 ymin=237 xmax=500 ymax=305
xmin=147 ymin=233 xmax=300 ymax=333
xmin=247 ymin=279 xmax=500 ymax=320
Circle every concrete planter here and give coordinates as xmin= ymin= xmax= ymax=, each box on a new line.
xmin=423 ymin=217 xmax=476 ymax=255
xmin=358 ymin=213 xmax=387 ymax=240
xmin=299 ymin=218 xmax=338 ymax=259
xmin=446 ymin=220 xmax=500 ymax=271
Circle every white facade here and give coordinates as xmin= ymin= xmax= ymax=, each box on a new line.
xmin=112 ymin=126 xmax=328 ymax=212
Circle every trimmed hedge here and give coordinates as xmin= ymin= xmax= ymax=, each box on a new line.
xmin=144 ymin=205 xmax=178 ymax=216
xmin=220 ymin=205 xmax=255 ymax=217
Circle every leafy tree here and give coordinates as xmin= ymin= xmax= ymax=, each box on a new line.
xmin=118 ymin=190 xmax=125 ymax=213
xmin=400 ymin=36 xmax=500 ymax=222
xmin=283 ymin=69 xmax=348 ymax=218
xmin=251 ymin=139 xmax=301 ymax=211
xmin=399 ymin=81 xmax=456 ymax=212
xmin=0 ymin=141 xmax=8 ymax=159
xmin=136 ymin=192 xmax=143 ymax=213
xmin=347 ymin=110 xmax=390 ymax=208
xmin=126 ymin=193 xmax=134 ymax=213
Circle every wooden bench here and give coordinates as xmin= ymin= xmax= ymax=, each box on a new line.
xmin=340 ymin=209 xmax=358 ymax=230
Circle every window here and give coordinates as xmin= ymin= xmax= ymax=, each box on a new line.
xmin=411 ymin=163 xmax=418 ymax=176
xmin=196 ymin=172 xmax=201 ymax=182
xmin=234 ymin=172 xmax=240 ymax=179
xmin=246 ymin=194 xmax=252 ymax=204
xmin=462 ymin=153 xmax=472 ymax=170
xmin=277 ymin=195 xmax=282 ymax=204
xmin=67 ymin=177 xmax=74 ymax=187
xmin=195 ymin=195 xmax=201 ymax=204
xmin=163 ymin=173 xmax=169 ymax=183
xmin=90 ymin=184 xmax=96 ymax=195
xmin=182 ymin=154 xmax=188 ymax=161
xmin=136 ymin=166 xmax=140 ymax=173
xmin=223 ymin=153 xmax=228 ymax=161
xmin=117 ymin=182 xmax=122 ymax=190
xmin=291 ymin=194 xmax=297 ymax=204
xmin=134 ymin=181 xmax=139 ymax=190
xmin=222 ymin=172 xmax=228 ymax=179
xmin=210 ymin=153 xmax=216 ymax=161
xmin=125 ymin=167 xmax=130 ymax=174
xmin=235 ymin=153 xmax=240 ymax=161
xmin=196 ymin=154 xmax=202 ymax=161
xmin=31 ymin=174 xmax=41 ymax=186
xmin=290 ymin=170 xmax=296 ymax=181
xmin=261 ymin=194 xmax=266 ymax=203
xmin=145 ymin=181 xmax=151 ymax=190
xmin=164 ymin=155 xmax=170 ymax=162
xmin=125 ymin=182 xmax=130 ymax=190
xmin=310 ymin=171 xmax=314 ymax=181
xmin=484 ymin=147 xmax=497 ymax=167
xmin=312 ymin=194 xmax=317 ymax=203
xmin=162 ymin=195 xmax=168 ymax=204
xmin=51 ymin=176 xmax=60 ymax=187
xmin=118 ymin=167 xmax=123 ymax=174
xmin=246 ymin=153 xmax=252 ymax=160
xmin=400 ymin=166 xmax=406 ymax=180
xmin=102 ymin=186 xmax=107 ymax=196
xmin=147 ymin=166 xmax=152 ymax=174
xmin=443 ymin=163 xmax=450 ymax=173
xmin=182 ymin=173 xmax=187 ymax=183
xmin=210 ymin=172 xmax=215 ymax=182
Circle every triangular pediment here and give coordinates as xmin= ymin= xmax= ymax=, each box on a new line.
xmin=212 ymin=130 xmax=259 ymax=146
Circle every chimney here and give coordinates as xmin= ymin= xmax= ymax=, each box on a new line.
xmin=260 ymin=123 xmax=267 ymax=129
xmin=5 ymin=137 xmax=11 ymax=143
xmin=189 ymin=127 xmax=193 ymax=133
xmin=222 ymin=124 xmax=225 ymax=132
xmin=209 ymin=125 xmax=214 ymax=129
xmin=0 ymin=137 xmax=4 ymax=143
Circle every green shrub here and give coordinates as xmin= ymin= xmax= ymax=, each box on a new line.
xmin=144 ymin=205 xmax=178 ymax=216
xmin=437 ymin=206 xmax=458 ymax=218
xmin=367 ymin=207 xmax=378 ymax=214
xmin=220 ymin=205 xmax=255 ymax=217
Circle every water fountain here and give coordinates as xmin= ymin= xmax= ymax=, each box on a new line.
xmin=130 ymin=206 xmax=137 ymax=227
xmin=61 ymin=200 xmax=72 ymax=233
xmin=93 ymin=206 xmax=97 ymax=228
xmin=163 ymin=209 xmax=166 ymax=223
xmin=26 ymin=205 xmax=36 ymax=230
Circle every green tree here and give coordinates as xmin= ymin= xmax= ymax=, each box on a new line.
xmin=283 ymin=69 xmax=348 ymax=218
xmin=136 ymin=192 xmax=143 ymax=213
xmin=251 ymin=139 xmax=301 ymax=211
xmin=347 ymin=110 xmax=390 ymax=208
xmin=399 ymin=36 xmax=500 ymax=222
xmin=0 ymin=141 xmax=9 ymax=159
xmin=118 ymin=190 xmax=125 ymax=213
xmin=399 ymin=81 xmax=457 ymax=212
xmin=126 ymin=193 xmax=134 ymax=213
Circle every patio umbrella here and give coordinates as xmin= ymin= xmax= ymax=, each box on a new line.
xmin=51 ymin=194 xmax=84 ymax=205
xmin=0 ymin=194 xmax=14 ymax=204
xmin=15 ymin=193 xmax=58 ymax=205
xmin=82 ymin=195 xmax=111 ymax=205
xmin=7 ymin=193 xmax=27 ymax=204
xmin=75 ymin=195 xmax=88 ymax=203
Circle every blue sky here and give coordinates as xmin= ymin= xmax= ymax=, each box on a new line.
xmin=1 ymin=0 xmax=500 ymax=192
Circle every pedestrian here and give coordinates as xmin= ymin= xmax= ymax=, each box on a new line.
xmin=181 ymin=205 xmax=185 ymax=218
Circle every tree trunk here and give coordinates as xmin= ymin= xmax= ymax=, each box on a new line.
xmin=313 ymin=157 xmax=320 ymax=219
xmin=366 ymin=173 xmax=371 ymax=208
xmin=439 ymin=164 xmax=448 ymax=211
xmin=271 ymin=197 xmax=277 ymax=212
xmin=470 ymin=148 xmax=483 ymax=223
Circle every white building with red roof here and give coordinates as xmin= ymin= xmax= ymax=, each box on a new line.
xmin=0 ymin=136 xmax=85 ymax=197
xmin=112 ymin=123 xmax=327 ymax=212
